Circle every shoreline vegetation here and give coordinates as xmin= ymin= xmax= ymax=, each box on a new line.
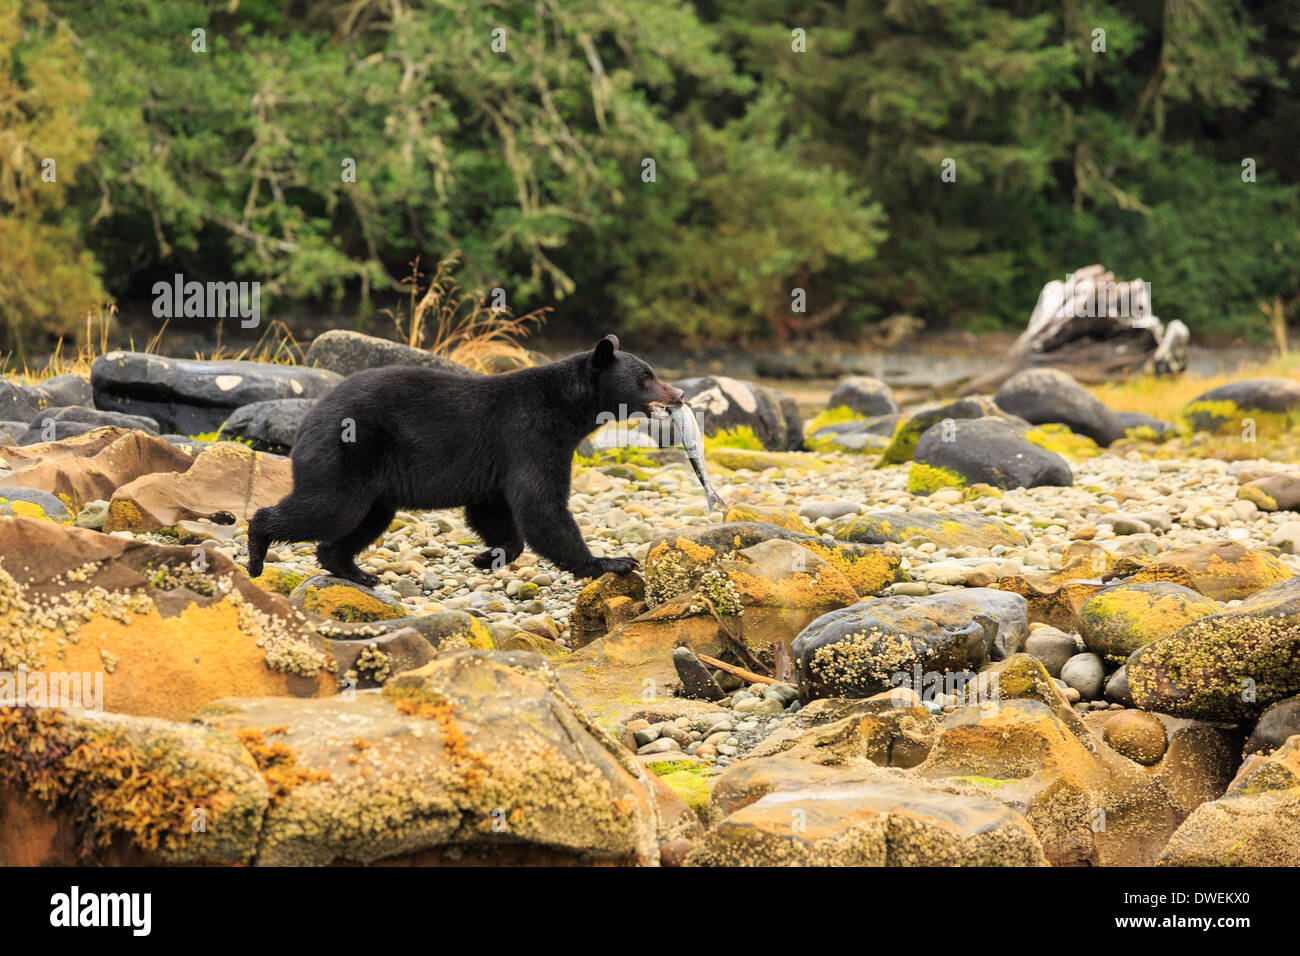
xmin=3 ymin=2 xmax=1299 ymax=357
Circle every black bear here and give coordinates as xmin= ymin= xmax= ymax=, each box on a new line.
xmin=247 ymin=335 xmax=682 ymax=586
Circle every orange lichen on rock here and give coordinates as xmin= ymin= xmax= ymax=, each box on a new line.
xmin=235 ymin=726 xmax=331 ymax=807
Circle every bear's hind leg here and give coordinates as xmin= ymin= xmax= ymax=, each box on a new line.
xmin=316 ymin=502 xmax=395 ymax=588
xmin=466 ymin=498 xmax=524 ymax=571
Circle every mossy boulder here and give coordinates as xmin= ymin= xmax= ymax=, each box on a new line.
xmin=911 ymin=417 xmax=1072 ymax=492
xmin=789 ymin=589 xmax=1026 ymax=700
xmin=644 ymin=522 xmax=902 ymax=608
xmin=289 ymin=574 xmax=405 ymax=624
xmin=704 ymin=538 xmax=863 ymax=651
xmin=0 ymin=487 xmax=71 ymax=523
xmin=1023 ymin=423 xmax=1102 ymax=460
xmin=878 ymin=395 xmax=1019 ymax=465
xmin=995 ymin=573 xmax=1107 ymax=631
xmin=251 ymin=564 xmax=306 ymax=597
xmin=1237 ymin=471 xmax=1300 ymax=512
xmin=1159 ymin=734 xmax=1300 ymax=866
xmin=993 ymin=367 xmax=1125 ymax=445
xmin=668 ymin=375 xmax=803 ymax=451
xmin=835 ymin=510 xmax=1024 ymax=550
xmin=1181 ymin=377 xmax=1300 ymax=435
xmin=570 ymin=571 xmax=647 ymax=648
xmin=363 ymin=610 xmax=496 ymax=652
xmin=807 ymin=411 xmax=899 ymax=454
xmin=0 ymin=516 xmax=337 ymax=721
xmin=1127 ymin=577 xmax=1300 ymax=721
xmin=722 ymin=503 xmax=809 ymax=533
xmin=827 ymin=376 xmax=898 ymax=417
xmin=1080 ymin=581 xmax=1220 ymax=661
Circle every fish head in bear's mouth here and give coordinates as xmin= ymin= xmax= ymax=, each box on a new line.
xmin=647 ymin=387 xmax=686 ymax=419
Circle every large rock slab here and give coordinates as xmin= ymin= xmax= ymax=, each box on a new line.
xmin=1127 ymin=577 xmax=1300 ymax=721
xmin=910 ymin=417 xmax=1071 ymax=493
xmin=1113 ymin=540 xmax=1291 ymax=602
xmin=104 ymin=441 xmax=291 ymax=533
xmin=0 ymin=516 xmax=336 ymax=721
xmin=994 ymin=367 xmax=1125 ymax=445
xmin=719 ymin=691 xmax=939 ymax=795
xmin=197 ymin=650 xmax=699 ymax=865
xmin=689 ymin=773 xmax=1046 ymax=866
xmin=790 ymin=589 xmax=1026 ymax=700
xmin=0 ymin=650 xmax=701 ymax=866
xmin=18 ymin=405 xmax=159 ymax=445
xmin=91 ymin=352 xmax=341 ymax=435
xmin=0 ymin=708 xmax=268 ymax=865
xmin=304 ymin=329 xmax=476 ymax=378
xmin=557 ymin=530 xmax=899 ymax=722
xmin=664 ymin=376 xmax=803 ymax=451
xmin=0 ymin=427 xmax=195 ymax=512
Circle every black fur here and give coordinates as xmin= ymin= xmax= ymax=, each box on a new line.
xmin=247 ymin=335 xmax=681 ymax=586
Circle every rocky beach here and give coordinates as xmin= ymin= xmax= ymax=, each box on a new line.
xmin=1 ymin=332 xmax=1299 ymax=866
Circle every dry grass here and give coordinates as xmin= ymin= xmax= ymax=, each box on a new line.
xmin=6 ymin=305 xmax=307 ymax=384
xmin=7 ymin=252 xmax=538 ymax=382
xmin=1086 ymin=353 xmax=1300 ymax=422
xmin=385 ymin=252 xmax=548 ymax=373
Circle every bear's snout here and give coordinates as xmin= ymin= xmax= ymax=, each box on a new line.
xmin=655 ymin=382 xmax=685 ymax=405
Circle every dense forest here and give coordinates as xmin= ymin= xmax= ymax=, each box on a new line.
xmin=2 ymin=0 xmax=1298 ymax=355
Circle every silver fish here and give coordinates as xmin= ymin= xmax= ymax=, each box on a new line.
xmin=657 ymin=402 xmax=727 ymax=512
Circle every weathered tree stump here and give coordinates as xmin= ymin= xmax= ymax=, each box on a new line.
xmin=964 ymin=265 xmax=1189 ymax=392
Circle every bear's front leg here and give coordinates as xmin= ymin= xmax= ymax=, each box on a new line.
xmin=510 ymin=489 xmax=637 ymax=578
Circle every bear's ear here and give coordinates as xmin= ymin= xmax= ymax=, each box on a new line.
xmin=592 ymin=334 xmax=619 ymax=370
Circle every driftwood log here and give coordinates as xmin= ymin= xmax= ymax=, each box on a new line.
xmin=963 ymin=265 xmax=1189 ymax=393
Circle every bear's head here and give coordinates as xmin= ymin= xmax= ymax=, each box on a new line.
xmin=590 ymin=334 xmax=682 ymax=417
